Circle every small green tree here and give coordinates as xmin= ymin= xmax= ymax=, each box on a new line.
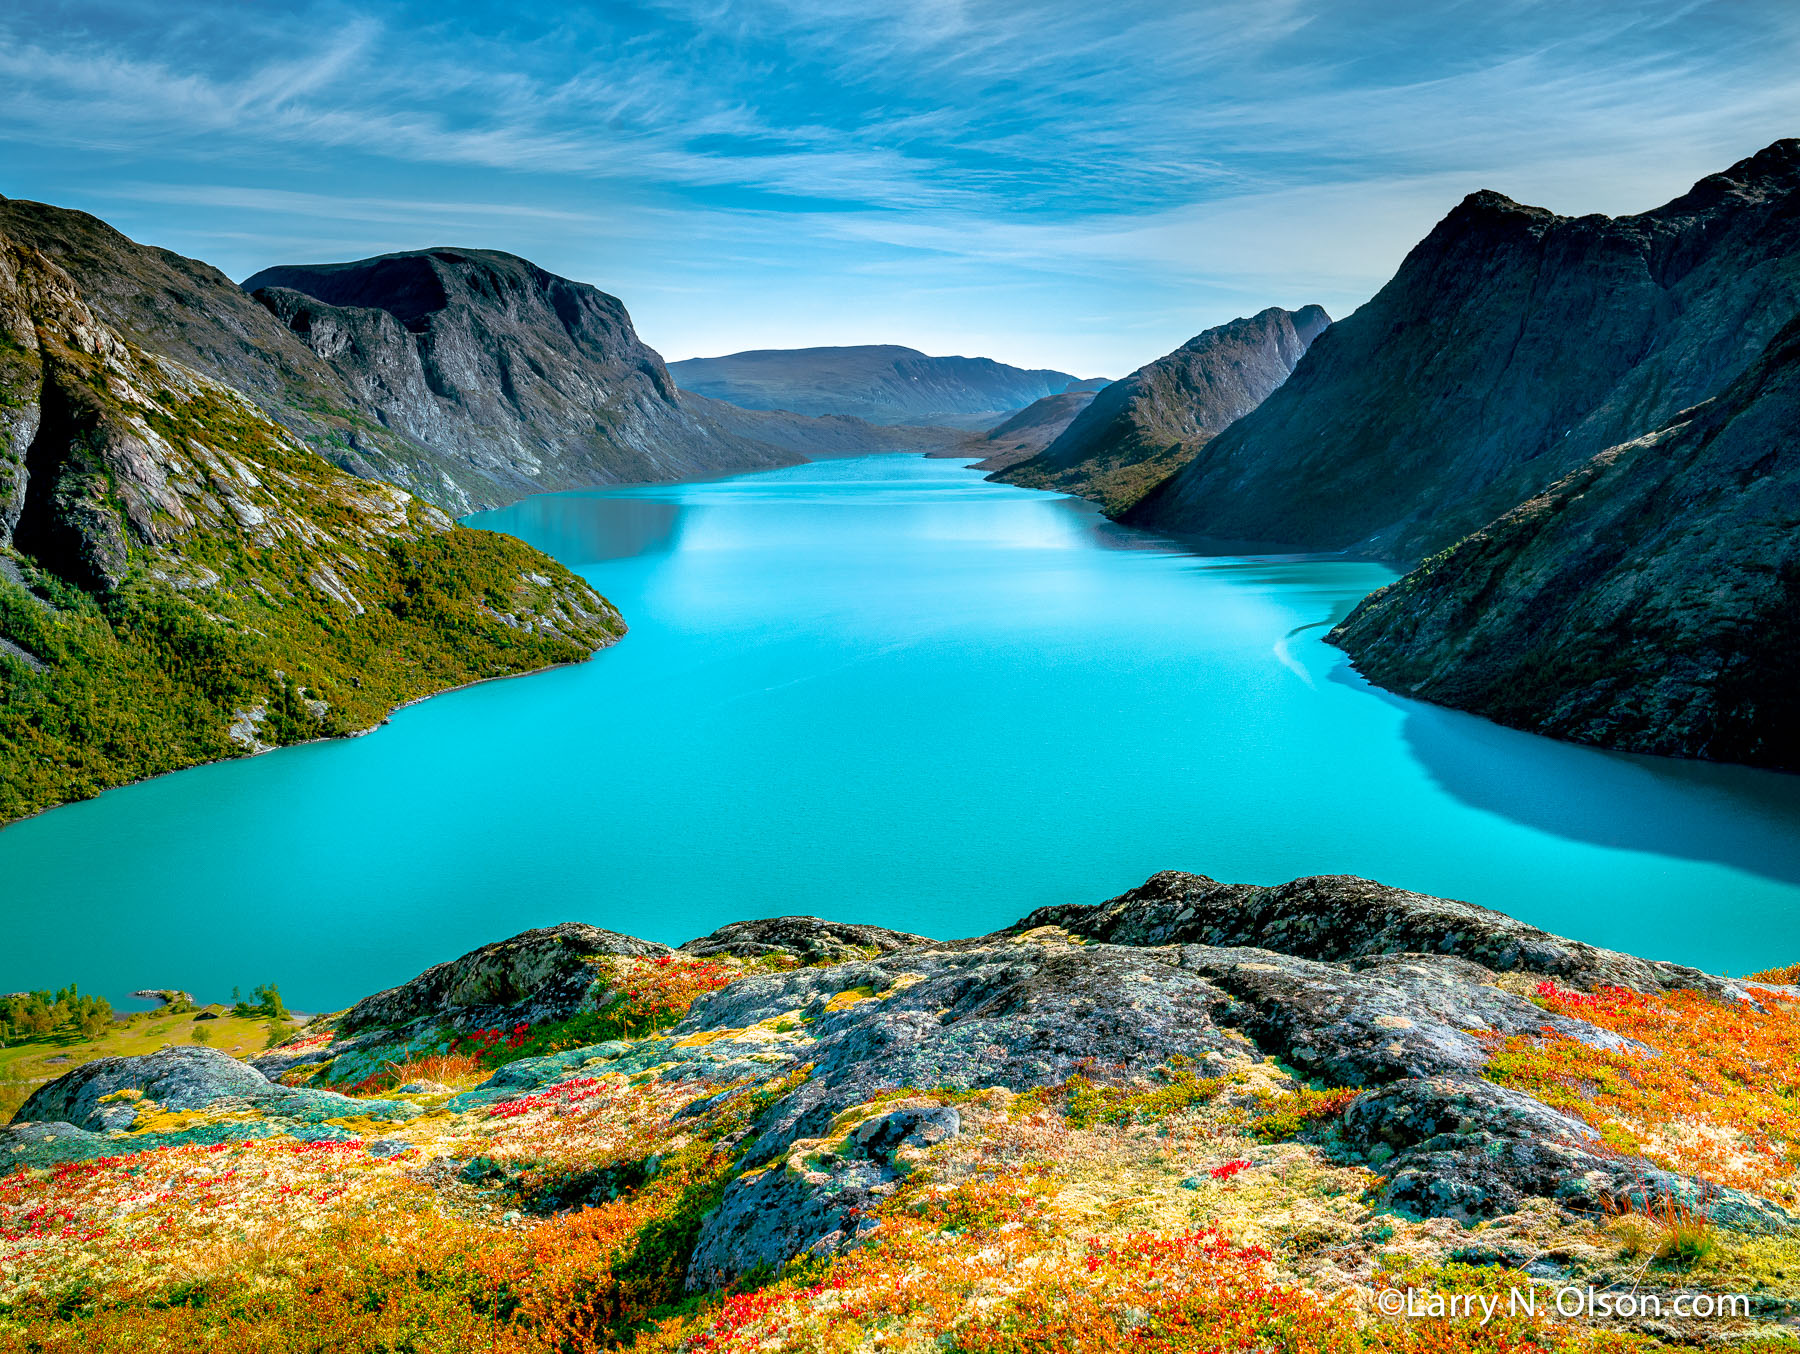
xmin=76 ymin=996 xmax=113 ymax=1039
xmin=233 ymin=984 xmax=287 ymax=1020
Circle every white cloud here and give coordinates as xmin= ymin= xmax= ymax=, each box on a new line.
xmin=3 ymin=0 xmax=1796 ymax=371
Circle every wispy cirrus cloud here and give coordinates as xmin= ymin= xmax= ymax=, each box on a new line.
xmin=2 ymin=0 xmax=1797 ymax=371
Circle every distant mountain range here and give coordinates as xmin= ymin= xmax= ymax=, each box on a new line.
xmin=992 ymin=306 xmax=1329 ymax=515
xmin=667 ymin=345 xmax=1094 ymax=427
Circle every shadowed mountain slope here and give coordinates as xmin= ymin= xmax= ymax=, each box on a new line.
xmin=1330 ymin=311 xmax=1800 ymax=772
xmin=994 ymin=306 xmax=1328 ymax=514
xmin=1126 ymin=140 xmax=1800 ymax=561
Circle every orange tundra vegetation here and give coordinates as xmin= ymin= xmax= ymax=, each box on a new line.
xmin=1482 ymin=981 xmax=1800 ymax=1203
xmin=9 ymin=957 xmax=1800 ymax=1352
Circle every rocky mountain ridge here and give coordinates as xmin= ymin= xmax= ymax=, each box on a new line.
xmin=1330 ymin=309 xmax=1800 ymax=771
xmin=1127 ymin=139 xmax=1800 ymax=561
xmin=668 ymin=344 xmax=1090 ymax=426
xmin=994 ymin=305 xmax=1329 ymax=514
xmin=245 ymin=252 xmax=955 ymax=508
xmin=6 ymin=868 xmax=1798 ymax=1348
xmin=0 ymin=198 xmax=945 ymax=518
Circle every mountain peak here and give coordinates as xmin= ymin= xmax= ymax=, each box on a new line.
xmin=994 ymin=305 xmax=1329 ymax=515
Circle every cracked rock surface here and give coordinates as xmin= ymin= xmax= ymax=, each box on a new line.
xmin=13 ymin=871 xmax=1795 ymax=1282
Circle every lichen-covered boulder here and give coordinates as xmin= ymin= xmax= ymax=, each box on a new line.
xmin=687 ymin=1102 xmax=962 ymax=1289
xmin=8 ymin=1045 xmax=419 ymax=1168
xmin=339 ymin=922 xmax=669 ymax=1032
xmin=17 ymin=1046 xmax=275 ymax=1131
xmin=1342 ymin=1076 xmax=1797 ymax=1233
xmin=1175 ymin=947 xmax=1639 ymax=1086
xmin=1020 ymin=871 xmax=1739 ymax=998
xmin=677 ymin=938 xmax=1256 ymax=1166
xmin=680 ymin=916 xmax=931 ymax=965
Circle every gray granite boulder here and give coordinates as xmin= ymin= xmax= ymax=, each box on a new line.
xmin=680 ymin=916 xmax=932 ymax=965
xmin=339 ymin=922 xmax=668 ymax=1033
xmin=1019 ymin=871 xmax=1738 ymax=998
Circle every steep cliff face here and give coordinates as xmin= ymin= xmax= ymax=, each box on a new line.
xmin=1330 ymin=312 xmax=1800 ymax=771
xmin=667 ymin=345 xmax=1088 ymax=426
xmin=1128 ymin=140 xmax=1800 ymax=561
xmin=0 ymin=228 xmax=622 ymax=824
xmin=0 ymin=197 xmax=502 ymax=508
xmin=0 ymin=199 xmax=852 ymax=516
xmin=245 ymin=250 xmax=804 ymax=509
xmin=994 ymin=307 xmax=1328 ymax=514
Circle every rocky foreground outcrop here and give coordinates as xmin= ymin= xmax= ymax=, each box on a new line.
xmin=1127 ymin=139 xmax=1800 ymax=562
xmin=995 ymin=305 xmax=1329 ymax=515
xmin=1330 ymin=312 xmax=1800 ymax=771
xmin=8 ymin=870 xmax=1795 ymax=1304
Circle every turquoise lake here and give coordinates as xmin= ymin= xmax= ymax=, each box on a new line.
xmin=5 ymin=453 xmax=1800 ymax=1010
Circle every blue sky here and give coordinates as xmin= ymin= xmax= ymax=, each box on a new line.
xmin=2 ymin=1 xmax=1797 ymax=375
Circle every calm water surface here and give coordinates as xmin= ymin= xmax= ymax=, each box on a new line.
xmin=6 ymin=455 xmax=1800 ymax=1008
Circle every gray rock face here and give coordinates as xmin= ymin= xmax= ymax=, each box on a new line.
xmin=245 ymin=251 xmax=803 ymax=511
xmin=994 ymin=306 xmax=1328 ymax=515
xmin=17 ymin=1046 xmax=273 ymax=1131
xmin=679 ymin=916 xmax=932 ymax=964
xmin=1017 ymin=869 xmax=1736 ymax=997
xmin=687 ymin=1103 xmax=960 ymax=1289
xmin=1343 ymin=1077 xmax=1790 ymax=1231
xmin=676 ymin=942 xmax=1253 ymax=1169
xmin=1128 ymin=139 xmax=1800 ymax=562
xmin=1176 ymin=946 xmax=1638 ymax=1087
xmin=667 ymin=345 xmax=1088 ymax=427
xmin=9 ymin=1044 xmax=418 ymax=1159
xmin=621 ymin=913 xmax=1788 ymax=1277
xmin=339 ymin=922 xmax=669 ymax=1032
xmin=1330 ymin=313 xmax=1800 ymax=771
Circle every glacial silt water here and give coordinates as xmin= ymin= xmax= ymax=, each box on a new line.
xmin=5 ymin=455 xmax=1799 ymax=1008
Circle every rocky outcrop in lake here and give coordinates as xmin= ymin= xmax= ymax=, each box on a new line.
xmin=1127 ymin=140 xmax=1800 ymax=562
xmin=1330 ymin=310 xmax=1800 ymax=771
xmin=995 ymin=306 xmax=1328 ymax=514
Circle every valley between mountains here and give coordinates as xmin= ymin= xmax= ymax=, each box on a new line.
xmin=3 ymin=133 xmax=1800 ymax=1354
xmin=5 ymin=138 xmax=1799 ymax=823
